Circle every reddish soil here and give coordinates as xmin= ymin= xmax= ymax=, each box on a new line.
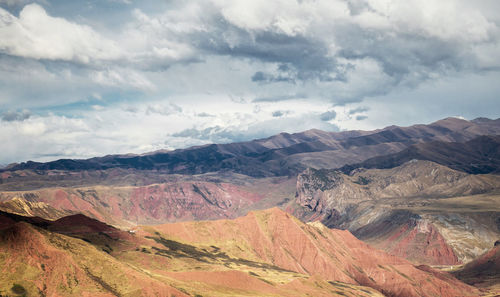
xmin=373 ymin=219 xmax=460 ymax=265
xmin=0 ymin=220 xmax=188 ymax=297
xmin=150 ymin=208 xmax=479 ymax=297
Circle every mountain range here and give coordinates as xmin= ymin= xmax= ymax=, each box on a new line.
xmin=1 ymin=116 xmax=499 ymax=296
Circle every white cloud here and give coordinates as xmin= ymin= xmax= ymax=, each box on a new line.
xmin=90 ymin=68 xmax=155 ymax=91
xmin=365 ymin=0 xmax=494 ymax=42
xmin=0 ymin=97 xmax=343 ymax=164
xmin=0 ymin=4 xmax=123 ymax=63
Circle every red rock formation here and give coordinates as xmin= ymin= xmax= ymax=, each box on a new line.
xmin=150 ymin=208 xmax=479 ymax=297
xmin=0 ymin=181 xmax=266 ymax=226
xmin=357 ymin=216 xmax=460 ymax=265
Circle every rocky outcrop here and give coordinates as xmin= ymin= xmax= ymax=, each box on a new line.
xmin=296 ymin=160 xmax=499 ymax=219
xmin=0 ymin=197 xmax=71 ymax=220
xmin=293 ymin=160 xmax=500 ymax=264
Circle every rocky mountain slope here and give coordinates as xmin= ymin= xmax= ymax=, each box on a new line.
xmin=0 ymin=208 xmax=481 ymax=297
xmin=292 ymin=160 xmax=500 ymax=264
xmin=0 ymin=197 xmax=72 ymax=220
xmin=143 ymin=208 xmax=479 ymax=297
xmin=340 ymin=135 xmax=500 ymax=175
xmin=0 ymin=176 xmax=295 ymax=227
xmin=454 ymin=243 xmax=500 ymax=293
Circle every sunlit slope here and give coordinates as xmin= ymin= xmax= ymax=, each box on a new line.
xmin=146 ymin=208 xmax=478 ymax=297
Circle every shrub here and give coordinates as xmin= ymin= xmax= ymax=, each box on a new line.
xmin=11 ymin=283 xmax=26 ymax=295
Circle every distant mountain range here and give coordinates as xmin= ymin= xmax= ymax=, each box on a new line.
xmin=4 ymin=117 xmax=500 ymax=177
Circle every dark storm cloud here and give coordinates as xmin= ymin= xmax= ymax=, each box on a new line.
xmin=176 ymin=1 xmax=498 ymax=102
xmin=336 ymin=29 xmax=466 ymax=85
xmin=190 ymin=17 xmax=341 ymax=83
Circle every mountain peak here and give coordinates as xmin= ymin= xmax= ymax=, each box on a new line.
xmin=431 ymin=116 xmax=471 ymax=127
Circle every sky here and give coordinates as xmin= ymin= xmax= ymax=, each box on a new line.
xmin=0 ymin=0 xmax=499 ymax=165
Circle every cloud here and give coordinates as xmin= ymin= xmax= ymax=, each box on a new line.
xmin=145 ymin=103 xmax=183 ymax=116
xmin=348 ymin=106 xmax=370 ymax=115
xmin=320 ymin=110 xmax=337 ymax=121
xmin=0 ymin=108 xmax=190 ymax=164
xmin=272 ymin=110 xmax=291 ymax=117
xmin=2 ymin=1 xmax=499 ymax=110
xmin=90 ymin=68 xmax=155 ymax=91
xmin=0 ymin=1 xmax=499 ymax=163
xmin=197 ymin=112 xmax=215 ymax=117
xmin=170 ymin=112 xmax=340 ymax=145
xmin=200 ymin=0 xmax=499 ymax=102
xmin=1 ymin=109 xmax=30 ymax=121
xmin=253 ymin=93 xmax=307 ymax=102
xmin=272 ymin=110 xmax=283 ymax=117
xmin=0 ymin=4 xmax=123 ymax=63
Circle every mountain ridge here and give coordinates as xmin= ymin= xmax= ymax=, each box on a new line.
xmin=4 ymin=117 xmax=500 ymax=178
